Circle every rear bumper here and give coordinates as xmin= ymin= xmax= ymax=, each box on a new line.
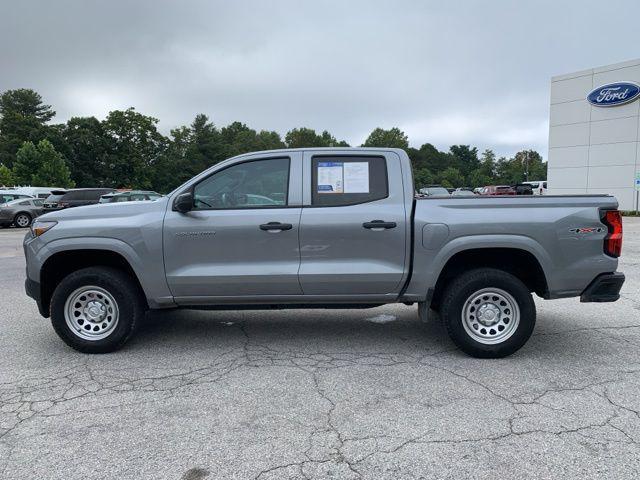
xmin=580 ymin=272 xmax=625 ymax=303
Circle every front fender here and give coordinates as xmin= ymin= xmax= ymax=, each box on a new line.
xmin=26 ymin=236 xmax=173 ymax=308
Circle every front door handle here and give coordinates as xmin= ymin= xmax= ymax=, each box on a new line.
xmin=259 ymin=222 xmax=293 ymax=231
xmin=363 ymin=220 xmax=397 ymax=230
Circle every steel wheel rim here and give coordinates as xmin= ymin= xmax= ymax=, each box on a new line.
xmin=15 ymin=215 xmax=30 ymax=227
xmin=461 ymin=287 xmax=520 ymax=345
xmin=64 ymin=286 xmax=119 ymax=341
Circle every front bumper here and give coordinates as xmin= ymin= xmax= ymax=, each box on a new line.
xmin=25 ymin=277 xmax=48 ymax=317
xmin=580 ymin=272 xmax=625 ymax=303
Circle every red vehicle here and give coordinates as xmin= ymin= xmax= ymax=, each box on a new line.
xmin=481 ymin=185 xmax=516 ymax=196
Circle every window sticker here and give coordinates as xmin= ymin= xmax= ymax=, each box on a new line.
xmin=317 ymin=162 xmax=344 ymax=193
xmin=343 ymin=162 xmax=369 ymax=193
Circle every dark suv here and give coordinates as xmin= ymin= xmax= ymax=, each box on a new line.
xmin=44 ymin=188 xmax=115 ymax=211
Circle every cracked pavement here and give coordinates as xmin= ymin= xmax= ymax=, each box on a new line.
xmin=1 ymin=218 xmax=639 ymax=479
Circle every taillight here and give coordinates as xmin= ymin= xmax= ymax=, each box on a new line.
xmin=602 ymin=210 xmax=623 ymax=258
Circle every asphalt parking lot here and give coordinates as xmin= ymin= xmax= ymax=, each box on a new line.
xmin=0 ymin=220 xmax=639 ymax=480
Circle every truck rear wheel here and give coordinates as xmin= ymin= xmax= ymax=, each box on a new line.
xmin=50 ymin=267 xmax=145 ymax=353
xmin=440 ymin=268 xmax=536 ymax=358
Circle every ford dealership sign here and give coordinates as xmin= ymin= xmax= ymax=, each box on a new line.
xmin=587 ymin=82 xmax=640 ymax=107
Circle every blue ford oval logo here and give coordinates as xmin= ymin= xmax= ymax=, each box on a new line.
xmin=587 ymin=82 xmax=640 ymax=107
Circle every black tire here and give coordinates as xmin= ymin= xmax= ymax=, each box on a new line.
xmin=440 ymin=268 xmax=536 ymax=358
xmin=13 ymin=212 xmax=32 ymax=228
xmin=50 ymin=267 xmax=145 ymax=353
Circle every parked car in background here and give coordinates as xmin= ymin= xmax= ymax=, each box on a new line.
xmin=99 ymin=190 xmax=162 ymax=203
xmin=480 ymin=185 xmax=516 ymax=196
xmin=6 ymin=187 xmax=62 ymax=199
xmin=1 ymin=191 xmax=33 ymax=203
xmin=43 ymin=190 xmax=68 ymax=211
xmin=523 ymin=181 xmax=547 ymax=195
xmin=0 ymin=198 xmax=44 ymax=228
xmin=514 ymin=184 xmax=534 ymax=195
xmin=451 ymin=189 xmax=476 ymax=197
xmin=419 ymin=185 xmax=450 ymax=196
xmin=45 ymin=188 xmax=115 ymax=211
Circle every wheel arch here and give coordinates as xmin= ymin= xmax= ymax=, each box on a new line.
xmin=39 ymin=248 xmax=149 ymax=316
xmin=430 ymin=246 xmax=550 ymax=311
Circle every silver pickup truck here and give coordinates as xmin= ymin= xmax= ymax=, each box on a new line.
xmin=24 ymin=148 xmax=625 ymax=358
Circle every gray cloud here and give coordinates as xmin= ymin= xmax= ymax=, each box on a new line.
xmin=2 ymin=0 xmax=639 ymax=158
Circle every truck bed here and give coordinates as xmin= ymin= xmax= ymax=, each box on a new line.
xmin=403 ymin=194 xmax=619 ymax=300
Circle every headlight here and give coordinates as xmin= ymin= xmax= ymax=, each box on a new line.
xmin=31 ymin=220 xmax=57 ymax=237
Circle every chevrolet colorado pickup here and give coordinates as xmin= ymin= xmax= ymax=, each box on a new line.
xmin=24 ymin=148 xmax=625 ymax=358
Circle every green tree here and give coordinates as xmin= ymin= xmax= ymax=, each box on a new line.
xmin=0 ymin=164 xmax=14 ymax=186
xmin=467 ymin=149 xmax=496 ymax=187
xmin=285 ymin=127 xmax=348 ymax=148
xmin=31 ymin=140 xmax=75 ymax=187
xmin=13 ymin=140 xmax=74 ymax=187
xmin=516 ymin=149 xmax=546 ymax=182
xmin=154 ymin=114 xmax=223 ymax=192
xmin=495 ymin=150 xmax=546 ymax=185
xmin=12 ymin=141 xmax=40 ymax=184
xmin=152 ymin=115 xmax=288 ymax=193
xmin=439 ymin=166 xmax=465 ymax=188
xmin=0 ymin=89 xmax=56 ymax=168
xmin=412 ymin=167 xmax=434 ymax=190
xmin=102 ymin=108 xmax=166 ymax=188
xmin=63 ymin=116 xmax=111 ymax=186
xmin=189 ymin=114 xmax=224 ymax=168
xmin=448 ymin=145 xmax=480 ymax=182
xmin=362 ymin=127 xmax=408 ymax=149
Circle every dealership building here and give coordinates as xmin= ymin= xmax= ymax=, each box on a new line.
xmin=547 ymin=58 xmax=640 ymax=210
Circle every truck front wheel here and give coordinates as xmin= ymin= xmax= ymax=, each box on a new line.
xmin=50 ymin=267 xmax=145 ymax=353
xmin=440 ymin=268 xmax=536 ymax=358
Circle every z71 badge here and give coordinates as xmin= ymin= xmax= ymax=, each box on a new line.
xmin=569 ymin=227 xmax=604 ymax=234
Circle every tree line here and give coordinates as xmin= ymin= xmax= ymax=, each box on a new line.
xmin=0 ymin=89 xmax=546 ymax=192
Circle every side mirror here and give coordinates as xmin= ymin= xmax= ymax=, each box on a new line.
xmin=173 ymin=192 xmax=194 ymax=213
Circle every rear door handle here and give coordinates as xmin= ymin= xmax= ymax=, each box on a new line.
xmin=363 ymin=220 xmax=397 ymax=230
xmin=259 ymin=222 xmax=293 ymax=231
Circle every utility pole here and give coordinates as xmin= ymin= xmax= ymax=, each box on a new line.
xmin=524 ymin=150 xmax=529 ymax=182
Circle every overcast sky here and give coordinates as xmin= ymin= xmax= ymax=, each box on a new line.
xmin=2 ymin=0 xmax=640 ymax=159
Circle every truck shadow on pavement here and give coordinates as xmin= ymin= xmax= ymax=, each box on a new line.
xmin=130 ymin=306 xmax=458 ymax=356
xmin=115 ymin=303 xmax=639 ymax=363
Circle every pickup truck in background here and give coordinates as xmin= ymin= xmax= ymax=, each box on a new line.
xmin=24 ymin=148 xmax=625 ymax=358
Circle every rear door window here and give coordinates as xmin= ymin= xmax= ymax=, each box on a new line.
xmin=311 ymin=156 xmax=388 ymax=207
